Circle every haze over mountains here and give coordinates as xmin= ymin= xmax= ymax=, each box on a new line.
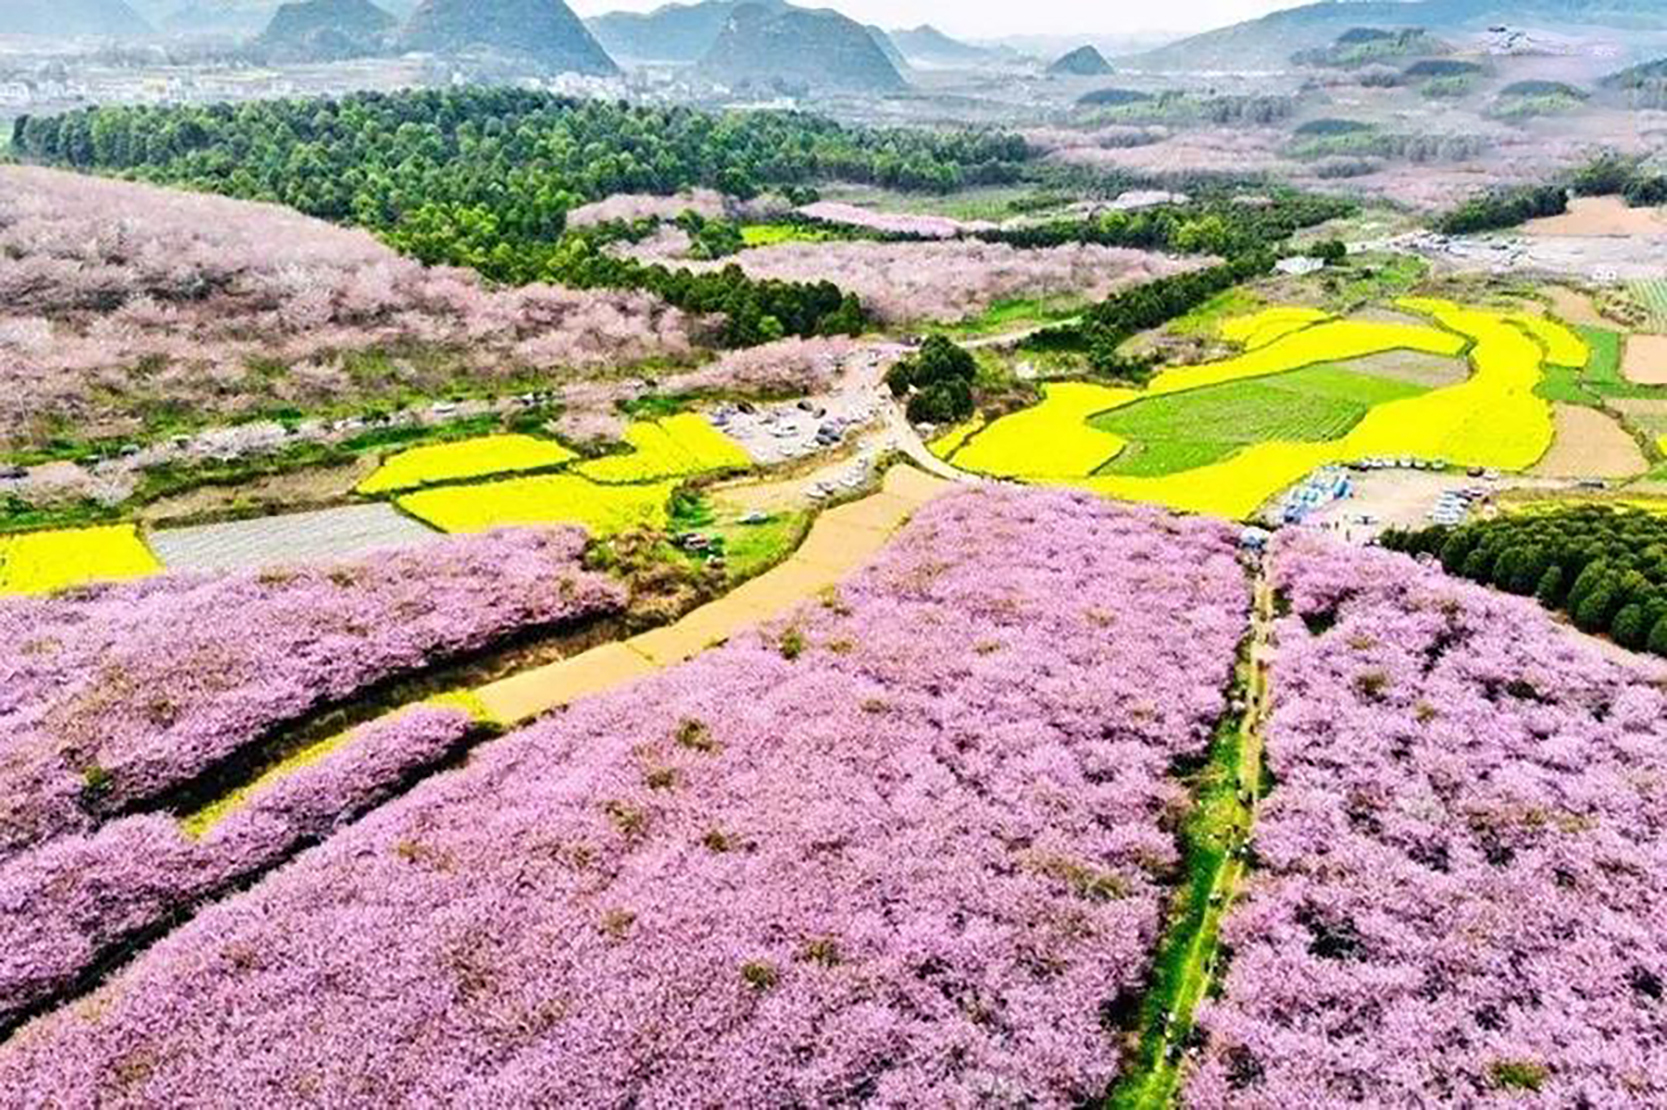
xmin=1 ymin=0 xmax=152 ymax=37
xmin=1129 ymin=0 xmax=1667 ymax=70
xmin=587 ymin=1 xmax=986 ymax=72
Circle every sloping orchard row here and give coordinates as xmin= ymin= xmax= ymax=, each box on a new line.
xmin=0 ymin=489 xmax=1252 ymax=1107
xmin=0 ymin=706 xmax=476 ymax=1032
xmin=0 ymin=530 xmax=623 ymax=861
xmin=1185 ymin=537 xmax=1667 ymax=1106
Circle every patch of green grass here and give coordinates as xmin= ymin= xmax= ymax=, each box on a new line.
xmin=1488 ymin=1060 xmax=1549 ymax=1093
xmin=1166 ymin=289 xmax=1263 ymax=339
xmin=941 ymin=295 xmax=1086 ymax=338
xmin=1092 ymin=364 xmax=1428 ymax=476
xmin=1098 ymin=440 xmax=1238 ymax=477
xmin=712 ymin=511 xmax=810 ymax=583
xmin=1579 ymin=325 xmax=1667 ymax=401
xmin=1106 ymin=654 xmax=1250 ymax=1109
xmin=1536 ymin=364 xmax=1601 ymax=406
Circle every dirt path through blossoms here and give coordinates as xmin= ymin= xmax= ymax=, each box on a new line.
xmin=1113 ymin=568 xmax=1276 ymax=1109
xmin=476 ymin=465 xmax=953 ymax=725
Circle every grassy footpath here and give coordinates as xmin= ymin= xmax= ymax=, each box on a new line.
xmin=1109 ymin=573 xmax=1275 ymax=1109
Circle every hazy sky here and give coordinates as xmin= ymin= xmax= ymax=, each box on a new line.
xmin=566 ymin=0 xmax=1312 ymax=39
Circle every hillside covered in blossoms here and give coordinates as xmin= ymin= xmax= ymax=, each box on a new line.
xmin=5 ymin=2 xmax=1667 ymax=1101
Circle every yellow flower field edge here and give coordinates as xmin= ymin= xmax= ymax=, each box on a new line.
xmin=398 ymin=474 xmax=678 ymax=537
xmin=358 ymin=434 xmax=578 ymax=495
xmin=950 ymin=383 xmax=1137 ymax=479
xmin=0 ymin=524 xmax=161 ymax=596
xmin=1508 ymin=312 xmax=1588 ymax=368
xmin=1142 ymin=318 xmax=1468 ymax=398
xmin=1218 ymin=306 xmax=1332 ymax=350
xmin=929 ymin=415 xmax=986 ymax=460
xmin=1063 ymin=299 xmax=1555 ymax=518
xmin=576 ymin=414 xmax=752 ymax=484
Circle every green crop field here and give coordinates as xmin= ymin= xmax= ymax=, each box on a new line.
xmin=1578 ymin=326 xmax=1667 ymax=401
xmin=1092 ymin=364 xmax=1428 ymax=477
xmin=1629 ymin=280 xmax=1667 ymax=332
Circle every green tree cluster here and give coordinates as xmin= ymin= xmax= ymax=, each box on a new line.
xmin=1384 ymin=505 xmax=1667 ymax=655
xmin=886 ymin=336 xmax=977 ymax=425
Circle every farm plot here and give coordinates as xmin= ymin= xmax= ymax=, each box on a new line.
xmin=1622 ymin=333 xmax=1667 ymax=386
xmin=1529 ymin=404 xmax=1648 ymax=479
xmin=0 ymin=525 xmax=159 ymax=595
xmin=1094 ymin=366 xmax=1429 ymax=478
xmin=1509 ymin=311 xmax=1588 ymax=367
xmin=947 ymin=382 xmax=1135 ymax=478
xmin=150 ymin=504 xmax=440 ymax=573
xmin=357 ymin=434 xmax=578 ymax=495
xmin=943 ymin=299 xmax=1556 ymax=520
xmin=1216 ymin=305 xmax=1331 ymax=349
xmin=1629 ymin=279 xmax=1667 ymax=332
xmin=575 ymin=414 xmax=752 ymax=484
xmin=1141 ymin=318 xmax=1466 ymax=399
xmin=399 ymin=475 xmax=678 ymax=536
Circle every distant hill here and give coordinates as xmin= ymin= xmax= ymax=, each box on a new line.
xmin=698 ymin=5 xmax=906 ymax=93
xmin=888 ymin=23 xmax=996 ymax=66
xmin=1291 ymin=26 xmax=1449 ymax=67
xmin=1126 ymin=0 xmax=1667 ymax=72
xmin=401 ymin=0 xmax=618 ymax=74
xmin=586 ymin=0 xmax=786 ymax=63
xmin=866 ymin=24 xmax=909 ymax=73
xmin=257 ymin=0 xmax=393 ymax=60
xmin=0 ymin=0 xmax=152 ymax=36
xmin=1048 ymin=45 xmax=1114 ymax=77
xmin=1605 ymin=55 xmax=1667 ymax=87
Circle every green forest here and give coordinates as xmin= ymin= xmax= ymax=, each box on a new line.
xmin=12 ymin=89 xmax=1029 ymax=343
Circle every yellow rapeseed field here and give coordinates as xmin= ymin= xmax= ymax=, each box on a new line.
xmin=1055 ymin=299 xmax=1555 ymax=518
xmin=576 ymin=414 xmax=751 ymax=484
xmin=1218 ymin=306 xmax=1332 ymax=349
xmin=398 ymin=475 xmax=677 ymax=536
xmin=0 ymin=524 xmax=161 ymax=595
xmin=929 ymin=415 xmax=986 ymax=460
xmin=1509 ymin=312 xmax=1588 ymax=368
xmin=1143 ymin=318 xmax=1467 ymax=398
xmin=950 ymin=382 xmax=1137 ymax=478
xmin=358 ymin=434 xmax=578 ymax=495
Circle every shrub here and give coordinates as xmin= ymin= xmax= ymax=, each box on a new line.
xmin=1535 ymin=564 xmax=1566 ymax=609
xmin=1612 ymin=603 xmax=1648 ymax=649
xmin=1574 ymin=578 xmax=1619 ymax=633
xmin=1650 ymin=613 xmax=1667 ymax=656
